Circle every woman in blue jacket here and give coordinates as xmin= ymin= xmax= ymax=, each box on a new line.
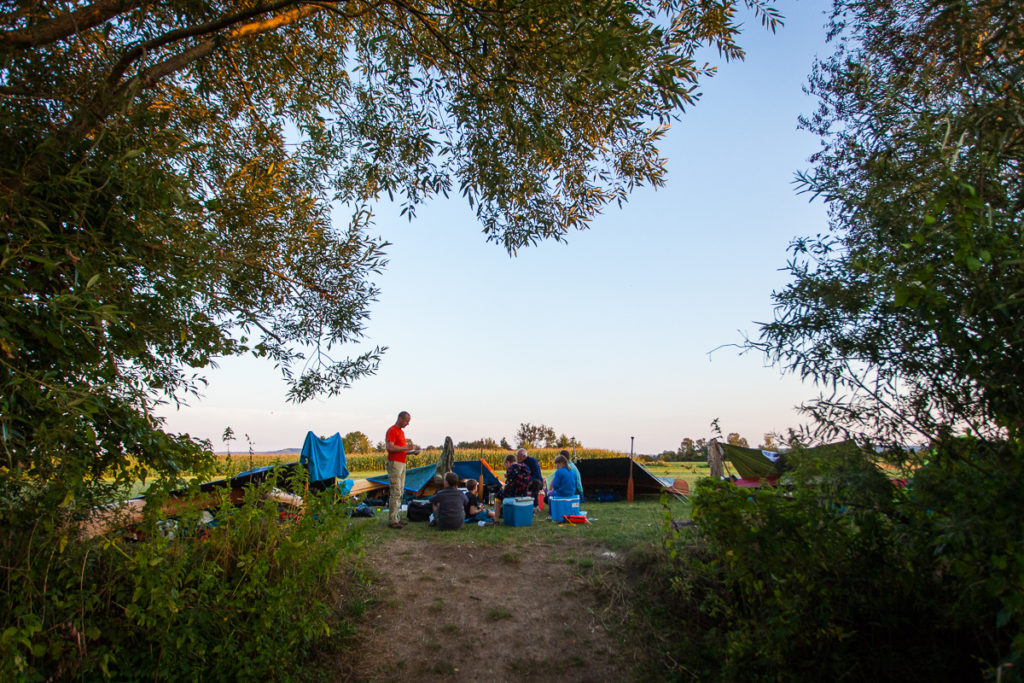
xmin=549 ymin=454 xmax=576 ymax=499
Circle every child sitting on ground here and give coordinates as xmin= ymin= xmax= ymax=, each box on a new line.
xmin=429 ymin=472 xmax=468 ymax=530
xmin=463 ymin=479 xmax=490 ymax=523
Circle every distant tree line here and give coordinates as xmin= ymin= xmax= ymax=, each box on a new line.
xmin=339 ymin=423 xmax=580 ymax=454
xmin=659 ymin=432 xmax=749 ymax=461
xmin=514 ymin=423 xmax=580 ymax=450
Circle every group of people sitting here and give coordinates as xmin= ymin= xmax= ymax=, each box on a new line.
xmin=428 ymin=448 xmax=584 ymax=530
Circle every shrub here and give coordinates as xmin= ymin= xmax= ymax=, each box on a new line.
xmin=0 ymin=473 xmax=365 ymax=681
xmin=638 ymin=444 xmax=1007 ymax=682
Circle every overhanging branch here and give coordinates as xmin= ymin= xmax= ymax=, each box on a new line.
xmin=0 ymin=0 xmax=141 ymax=51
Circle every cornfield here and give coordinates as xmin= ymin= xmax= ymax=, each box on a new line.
xmin=215 ymin=447 xmax=623 ymax=477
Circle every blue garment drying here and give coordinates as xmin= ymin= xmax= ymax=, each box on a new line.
xmin=299 ymin=431 xmax=348 ymax=483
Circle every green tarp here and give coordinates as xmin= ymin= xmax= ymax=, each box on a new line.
xmin=720 ymin=440 xmax=861 ymax=479
xmin=720 ymin=443 xmax=782 ymax=479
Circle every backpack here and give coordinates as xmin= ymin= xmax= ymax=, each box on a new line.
xmin=406 ymin=499 xmax=432 ymax=522
xmin=350 ymin=502 xmax=376 ymax=518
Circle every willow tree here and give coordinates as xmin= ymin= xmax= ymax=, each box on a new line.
xmin=1 ymin=1 xmax=780 ymax=499
xmin=760 ymin=0 xmax=1024 ymax=448
xmin=754 ymin=0 xmax=1024 ymax=673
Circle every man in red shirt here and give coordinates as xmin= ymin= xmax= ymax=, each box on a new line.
xmin=385 ymin=411 xmax=419 ymax=528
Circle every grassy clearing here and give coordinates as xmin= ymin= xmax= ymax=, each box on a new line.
xmin=330 ymin=492 xmax=694 ymax=681
xmin=356 ymin=493 xmax=690 ymax=551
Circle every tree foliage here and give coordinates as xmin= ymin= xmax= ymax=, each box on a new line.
xmin=554 ymin=433 xmax=579 ymax=449
xmin=758 ymin=0 xmax=1024 ymax=445
xmin=514 ymin=422 xmax=557 ymax=449
xmin=342 ymin=431 xmax=371 ymax=454
xmin=455 ymin=437 xmax=499 ymax=450
xmin=739 ymin=0 xmax=1024 ymax=675
xmin=664 ymin=436 xmax=708 ymax=461
xmin=725 ymin=432 xmax=748 ymax=447
xmin=1 ymin=0 xmax=781 ymax=496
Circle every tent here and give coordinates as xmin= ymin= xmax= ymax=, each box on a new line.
xmin=450 ymin=459 xmax=504 ymax=488
xmin=367 ymin=458 xmax=507 ymax=497
xmin=575 ymin=458 xmax=689 ymax=499
xmin=366 ymin=464 xmax=440 ymax=497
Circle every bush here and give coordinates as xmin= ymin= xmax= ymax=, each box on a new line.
xmin=0 ymin=473 xmax=365 ymax=681
xmin=636 ymin=444 xmax=1011 ymax=682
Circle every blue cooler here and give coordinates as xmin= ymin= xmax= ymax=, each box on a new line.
xmin=503 ymin=497 xmax=533 ymax=527
xmin=549 ymin=495 xmax=580 ymax=522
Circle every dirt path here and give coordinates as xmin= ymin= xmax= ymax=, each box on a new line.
xmin=332 ymin=532 xmax=630 ymax=682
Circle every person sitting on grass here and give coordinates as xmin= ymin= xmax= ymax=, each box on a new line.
xmin=463 ymin=479 xmax=490 ymax=523
xmin=558 ymin=449 xmax=585 ymax=503
xmin=492 ymin=453 xmax=531 ymax=523
xmin=430 ymin=472 xmax=468 ymax=531
xmin=516 ymin=447 xmax=546 ymax=508
xmin=548 ymin=454 xmax=577 ymax=518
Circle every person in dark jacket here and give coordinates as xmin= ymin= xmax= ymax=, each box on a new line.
xmin=517 ymin=448 xmax=545 ymax=507
xmin=492 ymin=454 xmax=530 ymax=522
xmin=430 ymin=472 xmax=468 ymax=530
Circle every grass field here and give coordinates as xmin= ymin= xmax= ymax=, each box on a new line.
xmin=357 ymin=493 xmax=691 ymax=551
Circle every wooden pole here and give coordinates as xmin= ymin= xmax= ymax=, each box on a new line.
xmin=627 ymin=436 xmax=635 ymax=503
xmin=709 ymin=438 xmax=725 ymax=479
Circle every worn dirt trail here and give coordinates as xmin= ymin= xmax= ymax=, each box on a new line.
xmin=330 ymin=531 xmax=630 ymax=682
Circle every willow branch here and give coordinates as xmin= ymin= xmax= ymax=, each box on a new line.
xmin=0 ymin=0 xmax=141 ymax=51
xmin=386 ymin=0 xmax=485 ymax=82
xmin=106 ymin=0 xmax=305 ymax=86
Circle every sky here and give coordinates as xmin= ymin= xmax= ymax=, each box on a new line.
xmin=158 ymin=0 xmax=836 ymax=456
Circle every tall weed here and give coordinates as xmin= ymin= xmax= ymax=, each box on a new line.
xmin=1 ymin=473 xmax=364 ymax=681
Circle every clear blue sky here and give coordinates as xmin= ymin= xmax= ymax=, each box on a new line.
xmin=158 ymin=0 xmax=834 ymax=455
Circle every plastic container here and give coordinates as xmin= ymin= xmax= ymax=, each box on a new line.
xmin=503 ymin=497 xmax=533 ymax=527
xmin=548 ymin=495 xmax=581 ymax=522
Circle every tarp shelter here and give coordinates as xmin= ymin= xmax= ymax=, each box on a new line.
xmin=367 ymin=459 xmax=508 ymax=497
xmin=194 ymin=461 xmax=304 ymax=496
xmin=575 ymin=458 xmax=689 ymax=498
xmin=719 ymin=440 xmax=863 ymax=481
xmin=367 ymin=464 xmax=440 ymax=497
xmin=719 ymin=443 xmax=783 ymax=480
xmin=451 ymin=459 xmax=504 ymax=488
xmin=82 ymin=461 xmax=307 ymax=539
